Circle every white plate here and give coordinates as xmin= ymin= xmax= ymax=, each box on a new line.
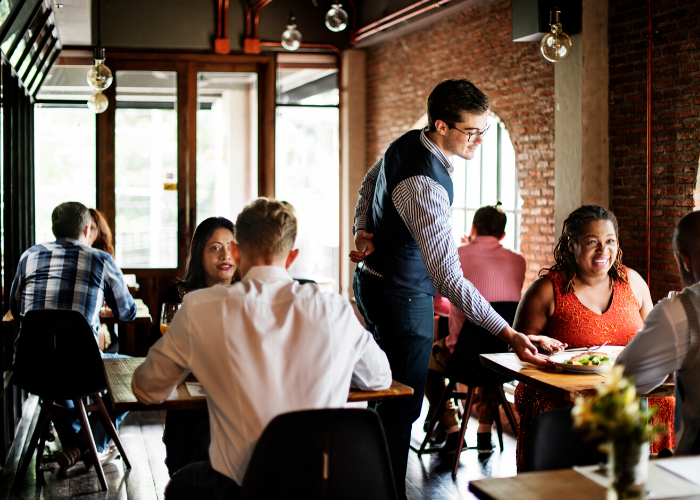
xmin=549 ymin=345 xmax=625 ymax=374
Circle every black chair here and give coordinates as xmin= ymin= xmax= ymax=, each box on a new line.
xmin=239 ymin=409 xmax=396 ymax=500
xmin=11 ymin=309 xmax=131 ymax=491
xmin=526 ymin=407 xmax=606 ymax=472
xmin=415 ymin=301 xmax=520 ymax=478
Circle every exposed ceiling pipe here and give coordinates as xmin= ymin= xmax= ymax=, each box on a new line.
xmin=646 ymin=0 xmax=653 ymax=286
xmin=351 ymin=0 xmax=453 ymax=44
xmin=215 ymin=0 xmax=231 ymax=54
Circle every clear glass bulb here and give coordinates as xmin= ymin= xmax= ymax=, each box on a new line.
xmin=325 ymin=4 xmax=348 ymax=32
xmin=88 ymin=91 xmax=109 ymax=113
xmin=281 ymin=17 xmax=302 ymax=51
xmin=87 ymin=59 xmax=113 ymax=90
xmin=540 ymin=24 xmax=572 ymax=62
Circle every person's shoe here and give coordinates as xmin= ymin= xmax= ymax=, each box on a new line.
xmin=438 ymin=431 xmax=467 ymax=456
xmin=55 ymin=445 xmax=82 ymax=471
xmin=477 ymin=432 xmax=494 ymax=455
xmin=82 ymin=444 xmax=120 ymax=469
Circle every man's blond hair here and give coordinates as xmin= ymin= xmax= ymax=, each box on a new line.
xmin=235 ymin=198 xmax=297 ymax=259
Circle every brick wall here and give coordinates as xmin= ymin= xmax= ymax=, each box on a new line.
xmin=609 ymin=0 xmax=700 ymax=300
xmin=365 ymin=0 xmax=555 ymax=287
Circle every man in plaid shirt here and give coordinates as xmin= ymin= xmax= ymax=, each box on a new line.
xmin=10 ymin=201 xmax=136 ymax=470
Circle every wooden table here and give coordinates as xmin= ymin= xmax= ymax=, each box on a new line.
xmin=104 ymin=357 xmax=414 ymax=412
xmin=480 ymin=353 xmax=674 ymax=401
xmin=469 ymin=460 xmax=700 ymax=500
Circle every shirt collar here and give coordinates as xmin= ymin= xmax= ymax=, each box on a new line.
xmin=470 ymin=236 xmax=502 ymax=246
xmin=242 ymin=265 xmax=293 ymax=282
xmin=420 ymin=127 xmax=453 ymax=175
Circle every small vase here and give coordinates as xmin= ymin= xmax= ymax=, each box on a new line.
xmin=607 ymin=440 xmax=649 ymax=500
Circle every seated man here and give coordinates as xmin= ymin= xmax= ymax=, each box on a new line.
xmin=425 ymin=204 xmax=525 ymax=455
xmin=132 ymin=198 xmax=392 ymax=500
xmin=618 ymin=210 xmax=700 ymax=455
xmin=9 ymin=201 xmax=137 ymax=469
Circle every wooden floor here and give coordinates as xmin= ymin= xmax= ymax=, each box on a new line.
xmin=1 ymin=396 xmax=517 ymax=499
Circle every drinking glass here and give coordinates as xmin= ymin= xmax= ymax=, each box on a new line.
xmin=160 ymin=302 xmax=181 ymax=335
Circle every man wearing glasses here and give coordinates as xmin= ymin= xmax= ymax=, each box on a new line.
xmin=351 ymin=79 xmax=558 ymax=498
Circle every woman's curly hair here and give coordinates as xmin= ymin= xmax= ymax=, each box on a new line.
xmin=541 ymin=205 xmax=627 ymax=293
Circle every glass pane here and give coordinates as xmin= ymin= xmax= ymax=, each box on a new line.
xmin=115 ymin=70 xmax=178 ymax=268
xmin=196 ymin=72 xmax=258 ymax=224
xmin=34 ymin=107 xmax=96 ymax=244
xmin=451 ymin=208 xmax=465 ymax=244
xmin=275 ymin=106 xmax=339 ymax=291
xmin=480 ymin=121 xmax=498 ymax=206
xmin=502 ymin=213 xmax=516 ymax=251
xmin=466 ymin=147 xmax=481 ymax=208
xmin=452 ymin=156 xmax=466 ymax=209
xmin=36 ymin=64 xmax=95 ymax=101
xmin=499 ymin=123 xmax=518 ymax=210
xmin=277 ymin=53 xmax=339 ymax=106
xmin=0 ymin=0 xmax=40 ymax=53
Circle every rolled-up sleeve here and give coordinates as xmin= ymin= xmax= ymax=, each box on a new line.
xmin=354 ymin=159 xmax=382 ymax=234
xmin=102 ymin=256 xmax=137 ymax=321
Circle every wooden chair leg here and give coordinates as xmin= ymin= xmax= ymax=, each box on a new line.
xmin=492 ymin=403 xmax=504 ymax=452
xmin=93 ymin=394 xmax=131 ymax=469
xmin=497 ymin=386 xmax=519 ymax=436
xmin=15 ymin=399 xmax=52 ymax=488
xmin=452 ymin=386 xmax=476 ymax=479
xmin=75 ymin=399 xmax=108 ymax=491
xmin=415 ymin=380 xmax=456 ymax=455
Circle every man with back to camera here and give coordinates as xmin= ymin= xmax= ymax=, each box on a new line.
xmin=132 ymin=198 xmax=392 ymax=500
xmin=9 ymin=201 xmax=136 ymax=470
xmin=425 ymin=203 xmax=526 ymax=455
xmin=617 ymin=210 xmax=700 ymax=455
xmin=350 ymin=79 xmax=562 ymax=497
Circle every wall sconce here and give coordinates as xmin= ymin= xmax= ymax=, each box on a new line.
xmin=540 ymin=9 xmax=572 ymax=62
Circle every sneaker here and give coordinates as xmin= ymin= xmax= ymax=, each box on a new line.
xmin=82 ymin=444 xmax=120 ymax=469
xmin=477 ymin=432 xmax=494 ymax=455
xmin=55 ymin=444 xmax=82 ymax=471
xmin=438 ymin=431 xmax=467 ymax=456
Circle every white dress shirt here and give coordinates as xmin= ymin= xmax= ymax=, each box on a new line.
xmin=618 ymin=294 xmax=692 ymax=394
xmin=132 ymin=266 xmax=392 ymax=484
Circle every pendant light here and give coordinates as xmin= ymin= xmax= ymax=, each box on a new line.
xmin=540 ymin=9 xmax=572 ymax=62
xmin=325 ymin=3 xmax=348 ymax=32
xmin=87 ymin=0 xmax=112 ymax=113
xmin=281 ymin=13 xmax=302 ymax=51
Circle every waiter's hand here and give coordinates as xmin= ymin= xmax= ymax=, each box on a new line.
xmin=499 ymin=326 xmax=554 ymax=368
xmin=349 ymin=230 xmax=375 ymax=263
xmin=527 ymin=335 xmax=566 ymax=354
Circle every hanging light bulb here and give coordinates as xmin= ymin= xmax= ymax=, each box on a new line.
xmin=281 ymin=13 xmax=302 ymax=51
xmin=87 ymin=47 xmax=113 ymax=91
xmin=325 ymin=3 xmax=348 ymax=32
xmin=88 ymin=90 xmax=109 ymax=113
xmin=540 ymin=10 xmax=572 ymax=62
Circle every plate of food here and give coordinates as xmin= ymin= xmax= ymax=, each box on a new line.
xmin=549 ymin=345 xmax=625 ymax=373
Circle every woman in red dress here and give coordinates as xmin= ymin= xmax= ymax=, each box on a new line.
xmin=514 ymin=205 xmax=675 ymax=470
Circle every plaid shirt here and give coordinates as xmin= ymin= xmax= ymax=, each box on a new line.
xmin=9 ymin=238 xmax=137 ymax=344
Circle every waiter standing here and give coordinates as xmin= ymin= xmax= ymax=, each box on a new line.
xmin=351 ymin=79 xmax=558 ymax=498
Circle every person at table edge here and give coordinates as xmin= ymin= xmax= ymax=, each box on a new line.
xmin=9 ymin=201 xmax=136 ymax=469
xmin=618 ymin=210 xmax=700 ymax=455
xmin=132 ymin=198 xmax=392 ymax=500
xmin=350 ymin=78 xmax=562 ymax=497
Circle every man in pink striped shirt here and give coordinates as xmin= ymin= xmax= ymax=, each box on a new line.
xmin=425 ymin=204 xmax=525 ymax=455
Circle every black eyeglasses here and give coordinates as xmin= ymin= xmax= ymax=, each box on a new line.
xmin=449 ymin=123 xmax=490 ymax=142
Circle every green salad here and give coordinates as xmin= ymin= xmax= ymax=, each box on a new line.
xmin=564 ymin=353 xmax=611 ymax=366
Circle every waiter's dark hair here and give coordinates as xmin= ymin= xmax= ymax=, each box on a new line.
xmin=427 ymin=79 xmax=489 ymax=132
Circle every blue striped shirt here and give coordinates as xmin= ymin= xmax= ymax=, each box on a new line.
xmin=9 ymin=238 xmax=137 ymax=345
xmin=354 ymin=128 xmax=509 ymax=336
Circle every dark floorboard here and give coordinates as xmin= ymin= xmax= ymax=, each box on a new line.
xmin=5 ymin=396 xmax=517 ymax=499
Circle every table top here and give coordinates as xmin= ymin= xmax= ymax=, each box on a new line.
xmin=480 ymin=353 xmax=674 ymax=401
xmin=2 ymin=299 xmax=152 ymax=328
xmin=103 ymin=357 xmax=414 ymax=412
xmin=469 ymin=460 xmax=700 ymax=500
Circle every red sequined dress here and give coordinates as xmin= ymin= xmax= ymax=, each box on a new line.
xmin=514 ymin=266 xmax=675 ymax=470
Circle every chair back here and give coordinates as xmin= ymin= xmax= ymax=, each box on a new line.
xmin=526 ymin=407 xmax=606 ymax=472
xmin=444 ymin=301 xmax=519 ymax=387
xmin=12 ymin=309 xmax=107 ymax=400
xmin=239 ymin=409 xmax=396 ymax=500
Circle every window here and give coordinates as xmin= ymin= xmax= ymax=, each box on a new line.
xmin=114 ymin=70 xmax=178 ymax=268
xmin=196 ymin=72 xmax=258 ymax=225
xmin=450 ymin=113 xmax=522 ymax=251
xmin=34 ymin=107 xmax=96 ymax=244
xmin=274 ymin=54 xmax=340 ymax=291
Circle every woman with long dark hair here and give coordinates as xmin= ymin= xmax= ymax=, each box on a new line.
xmin=513 ymin=205 xmax=673 ymax=469
xmin=148 ymin=216 xmax=236 ymax=476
